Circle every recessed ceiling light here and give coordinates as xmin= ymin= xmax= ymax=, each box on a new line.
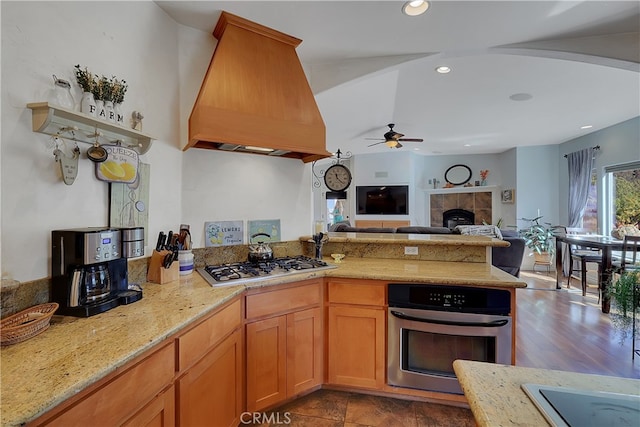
xmin=402 ymin=1 xmax=430 ymax=16
xmin=509 ymin=93 xmax=533 ymax=101
xmin=435 ymin=66 xmax=451 ymax=74
xmin=581 ymin=125 xmax=593 ymax=130
xmin=464 ymin=144 xmax=471 ymax=147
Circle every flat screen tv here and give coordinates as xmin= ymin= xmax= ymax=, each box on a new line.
xmin=356 ymin=185 xmax=409 ymax=215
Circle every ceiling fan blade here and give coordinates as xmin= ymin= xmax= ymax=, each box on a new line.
xmin=367 ymin=141 xmax=385 ymax=147
xmin=365 ymin=138 xmax=384 ymax=141
xmin=397 ymin=138 xmax=423 ymax=142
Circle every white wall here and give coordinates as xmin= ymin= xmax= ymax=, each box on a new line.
xmin=1 ymin=1 xmax=183 ymax=282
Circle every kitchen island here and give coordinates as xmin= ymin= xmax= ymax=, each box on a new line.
xmin=1 ymin=236 xmax=525 ymax=426
xmin=454 ymin=360 xmax=640 ymax=427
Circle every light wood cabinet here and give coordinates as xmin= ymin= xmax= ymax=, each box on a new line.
xmin=327 ymin=279 xmax=386 ymax=390
xmin=40 ymin=343 xmax=175 ymax=427
xmin=177 ymin=329 xmax=242 ymax=427
xmin=245 ymin=280 xmax=323 ymax=411
xmin=122 ymin=385 xmax=175 ymax=427
xmin=355 ymin=220 xmax=410 ymax=228
xmin=246 ymin=314 xmax=288 ymax=410
xmin=176 ymin=299 xmax=243 ymax=427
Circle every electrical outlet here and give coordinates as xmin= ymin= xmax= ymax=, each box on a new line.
xmin=404 ymin=246 xmax=419 ymax=255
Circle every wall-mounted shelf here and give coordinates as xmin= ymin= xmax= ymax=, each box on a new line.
xmin=27 ymin=102 xmax=154 ymax=154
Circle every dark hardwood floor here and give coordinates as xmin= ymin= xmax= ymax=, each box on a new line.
xmin=516 ymin=270 xmax=639 ymax=379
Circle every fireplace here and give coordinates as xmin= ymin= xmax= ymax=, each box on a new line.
xmin=443 ymin=209 xmax=475 ymax=229
xmin=428 ymin=188 xmax=494 ymax=228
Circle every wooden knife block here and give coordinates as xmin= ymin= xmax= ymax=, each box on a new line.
xmin=147 ymin=250 xmax=179 ymax=284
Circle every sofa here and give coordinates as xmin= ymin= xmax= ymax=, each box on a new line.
xmin=328 ymin=222 xmax=526 ymax=277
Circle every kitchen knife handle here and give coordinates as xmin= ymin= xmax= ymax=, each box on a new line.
xmin=156 ymin=232 xmax=166 ymax=252
xmin=166 ymin=231 xmax=173 ymax=250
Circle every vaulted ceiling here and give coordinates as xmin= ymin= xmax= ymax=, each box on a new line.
xmin=156 ymin=1 xmax=640 ymax=156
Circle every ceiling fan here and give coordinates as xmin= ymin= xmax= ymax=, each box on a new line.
xmin=366 ymin=123 xmax=424 ymax=149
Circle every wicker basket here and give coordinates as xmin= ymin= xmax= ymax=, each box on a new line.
xmin=1 ymin=303 xmax=59 ymax=346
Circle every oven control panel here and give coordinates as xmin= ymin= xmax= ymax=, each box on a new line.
xmin=388 ymin=284 xmax=511 ymax=315
xmin=428 ymin=291 xmax=467 ymax=308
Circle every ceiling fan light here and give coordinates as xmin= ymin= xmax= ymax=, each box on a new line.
xmin=386 ymin=140 xmax=398 ymax=148
xmin=402 ymin=1 xmax=429 ymax=16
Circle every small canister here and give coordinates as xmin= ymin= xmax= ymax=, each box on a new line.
xmin=178 ymin=250 xmax=194 ymax=276
xmin=121 ymin=227 xmax=145 ymax=258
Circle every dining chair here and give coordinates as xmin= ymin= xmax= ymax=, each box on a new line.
xmin=566 ymin=227 xmax=603 ymax=298
xmin=614 ymin=235 xmax=640 ymax=274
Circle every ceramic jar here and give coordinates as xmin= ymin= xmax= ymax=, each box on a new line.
xmin=80 ymin=92 xmax=97 ymax=117
xmin=96 ymin=100 xmax=106 ymax=121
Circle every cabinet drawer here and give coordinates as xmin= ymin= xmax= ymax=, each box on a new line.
xmin=246 ymin=280 xmax=321 ymax=320
xmin=177 ymin=298 xmax=242 ymax=371
xmin=45 ymin=343 xmax=174 ymax=427
xmin=327 ymin=279 xmax=386 ymax=306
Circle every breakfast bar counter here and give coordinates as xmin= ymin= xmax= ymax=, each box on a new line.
xmin=454 ymin=360 xmax=640 ymax=427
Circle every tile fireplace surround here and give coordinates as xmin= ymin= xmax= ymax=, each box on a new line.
xmin=427 ymin=186 xmax=500 ymax=227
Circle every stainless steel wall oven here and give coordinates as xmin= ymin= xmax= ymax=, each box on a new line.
xmin=388 ymin=284 xmax=512 ymax=394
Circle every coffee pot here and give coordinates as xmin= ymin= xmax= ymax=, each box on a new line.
xmin=79 ymin=264 xmax=111 ymax=305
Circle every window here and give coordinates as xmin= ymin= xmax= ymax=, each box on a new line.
xmin=603 ymin=162 xmax=640 ymax=235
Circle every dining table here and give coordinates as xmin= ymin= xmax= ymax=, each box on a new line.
xmin=555 ymin=234 xmax=625 ymax=313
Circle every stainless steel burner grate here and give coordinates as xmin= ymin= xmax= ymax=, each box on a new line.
xmin=198 ymin=256 xmax=335 ymax=287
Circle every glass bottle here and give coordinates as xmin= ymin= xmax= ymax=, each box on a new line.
xmin=48 ymin=75 xmax=75 ymax=110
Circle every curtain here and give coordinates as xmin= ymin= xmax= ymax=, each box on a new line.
xmin=563 ymin=147 xmax=596 ymax=275
xmin=567 ymin=147 xmax=595 ymax=227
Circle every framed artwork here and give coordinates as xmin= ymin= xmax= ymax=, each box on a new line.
xmin=205 ymin=221 xmax=244 ymax=247
xmin=501 ymin=189 xmax=515 ymax=204
xmin=248 ymin=219 xmax=281 ymax=243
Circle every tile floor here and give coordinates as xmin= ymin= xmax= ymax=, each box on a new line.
xmin=245 ymin=389 xmax=475 ymax=427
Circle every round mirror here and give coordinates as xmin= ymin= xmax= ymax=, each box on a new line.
xmin=444 ymin=164 xmax=472 ymax=185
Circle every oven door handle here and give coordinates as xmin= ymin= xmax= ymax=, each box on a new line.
xmin=390 ymin=310 xmax=509 ymax=328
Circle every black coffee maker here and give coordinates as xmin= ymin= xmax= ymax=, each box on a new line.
xmin=52 ymin=227 xmax=142 ymax=317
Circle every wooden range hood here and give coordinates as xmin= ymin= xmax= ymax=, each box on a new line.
xmin=186 ymin=12 xmax=331 ymax=163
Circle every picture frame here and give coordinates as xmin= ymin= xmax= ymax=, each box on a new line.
xmin=501 ymin=189 xmax=515 ymax=204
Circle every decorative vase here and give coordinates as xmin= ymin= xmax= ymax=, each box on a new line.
xmin=80 ymin=92 xmax=97 ymax=117
xmin=96 ymin=100 xmax=107 ymax=121
xmin=114 ymin=103 xmax=125 ymax=126
xmin=105 ymin=101 xmax=115 ymax=123
xmin=480 ymin=179 xmax=487 ymax=186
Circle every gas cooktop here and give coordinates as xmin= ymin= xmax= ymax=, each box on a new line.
xmin=197 ymin=255 xmax=336 ymax=287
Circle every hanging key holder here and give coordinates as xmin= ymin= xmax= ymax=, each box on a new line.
xmin=52 ymin=136 xmax=80 ymax=185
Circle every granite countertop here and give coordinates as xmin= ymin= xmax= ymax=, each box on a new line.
xmin=306 ymin=233 xmax=511 ymax=247
xmin=325 ymin=257 xmax=525 ymax=287
xmin=453 ymin=360 xmax=640 ymax=427
xmin=1 ymin=258 xmax=524 ymax=426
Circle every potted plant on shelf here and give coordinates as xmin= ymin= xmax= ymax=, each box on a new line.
xmin=74 ymin=64 xmax=96 ymax=116
xmin=111 ymin=77 xmax=127 ymax=126
xmin=518 ymin=216 xmax=558 ymax=265
xmin=92 ymin=75 xmax=112 ymax=121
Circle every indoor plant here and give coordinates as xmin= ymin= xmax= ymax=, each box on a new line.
xmin=607 ymin=271 xmax=639 ymax=339
xmin=518 ymin=216 xmax=558 ymax=263
xmin=74 ymin=64 xmax=96 ymax=115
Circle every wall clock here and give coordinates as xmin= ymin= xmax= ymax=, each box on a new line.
xmin=324 ymin=164 xmax=352 ymax=192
